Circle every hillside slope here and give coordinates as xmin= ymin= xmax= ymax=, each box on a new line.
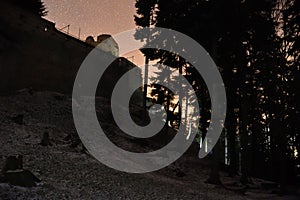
xmin=0 ymin=90 xmax=299 ymax=199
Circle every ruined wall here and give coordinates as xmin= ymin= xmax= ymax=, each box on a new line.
xmin=0 ymin=1 xmax=141 ymax=99
xmin=85 ymin=34 xmax=119 ymax=57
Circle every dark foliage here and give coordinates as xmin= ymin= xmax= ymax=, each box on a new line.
xmin=135 ymin=0 xmax=299 ymax=190
xmin=9 ymin=0 xmax=48 ymax=17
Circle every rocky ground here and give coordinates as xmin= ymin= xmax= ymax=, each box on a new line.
xmin=0 ymin=90 xmax=299 ymax=199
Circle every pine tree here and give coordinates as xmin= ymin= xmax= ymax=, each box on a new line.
xmin=10 ymin=0 xmax=48 ymax=17
xmin=134 ymin=0 xmax=299 ymax=187
xmin=134 ymin=0 xmax=158 ymax=109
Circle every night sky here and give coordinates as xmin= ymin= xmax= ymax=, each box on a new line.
xmin=42 ymin=0 xmax=149 ymax=68
xmin=43 ymin=0 xmax=136 ymax=40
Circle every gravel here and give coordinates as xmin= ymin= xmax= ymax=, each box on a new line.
xmin=0 ymin=90 xmax=297 ymax=200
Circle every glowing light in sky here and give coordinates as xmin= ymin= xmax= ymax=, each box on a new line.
xmin=43 ymin=0 xmax=146 ymax=66
xmin=43 ymin=0 xmax=136 ymax=39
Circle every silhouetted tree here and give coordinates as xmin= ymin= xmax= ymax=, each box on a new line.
xmin=9 ymin=0 xmax=48 ymax=17
xmin=135 ymin=0 xmax=299 ymax=190
xmin=134 ymin=0 xmax=158 ymax=109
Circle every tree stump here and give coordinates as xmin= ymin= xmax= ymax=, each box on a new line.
xmin=40 ymin=131 xmax=52 ymax=146
xmin=1 ymin=155 xmax=41 ymax=187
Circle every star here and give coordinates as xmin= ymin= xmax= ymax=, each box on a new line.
xmin=43 ymin=0 xmax=137 ymax=40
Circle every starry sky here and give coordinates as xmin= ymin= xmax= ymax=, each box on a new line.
xmin=43 ymin=0 xmax=137 ymax=40
xmin=42 ymin=0 xmax=145 ymax=66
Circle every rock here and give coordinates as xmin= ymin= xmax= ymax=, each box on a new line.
xmin=1 ymin=156 xmax=41 ymax=187
xmin=10 ymin=114 xmax=24 ymax=125
xmin=4 ymin=170 xmax=41 ymax=187
xmin=40 ymin=131 xmax=52 ymax=146
xmin=2 ymin=155 xmax=23 ymax=174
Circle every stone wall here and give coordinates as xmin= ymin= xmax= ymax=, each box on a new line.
xmin=0 ymin=1 xmax=141 ymax=100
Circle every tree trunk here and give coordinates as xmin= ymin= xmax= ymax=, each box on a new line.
xmin=227 ymin=102 xmax=238 ymax=176
xmin=239 ymin=99 xmax=250 ymax=185
xmin=143 ymin=56 xmax=150 ymax=110
xmin=270 ymin=117 xmax=287 ymax=195
xmin=206 ymin=138 xmax=222 ymax=185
